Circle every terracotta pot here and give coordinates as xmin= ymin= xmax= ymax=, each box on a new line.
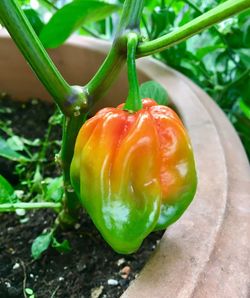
xmin=0 ymin=30 xmax=249 ymax=298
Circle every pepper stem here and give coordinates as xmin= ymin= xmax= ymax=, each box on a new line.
xmin=124 ymin=33 xmax=142 ymax=112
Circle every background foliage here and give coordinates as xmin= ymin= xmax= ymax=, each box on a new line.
xmin=3 ymin=0 xmax=250 ymax=160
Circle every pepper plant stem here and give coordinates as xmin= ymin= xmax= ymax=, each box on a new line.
xmin=0 ymin=202 xmax=61 ymax=212
xmin=58 ymin=115 xmax=86 ymax=224
xmin=86 ymin=0 xmax=145 ymax=102
xmin=86 ymin=47 xmax=125 ymax=102
xmin=116 ymin=0 xmax=145 ymax=34
xmin=124 ymin=33 xmax=142 ymax=112
xmin=0 ymin=0 xmax=87 ymax=116
xmin=137 ymin=0 xmax=250 ymax=57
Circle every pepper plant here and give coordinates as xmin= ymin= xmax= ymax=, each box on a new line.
xmin=0 ymin=0 xmax=249 ymax=256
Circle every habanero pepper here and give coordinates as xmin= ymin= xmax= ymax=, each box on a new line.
xmin=70 ymin=99 xmax=197 ymax=254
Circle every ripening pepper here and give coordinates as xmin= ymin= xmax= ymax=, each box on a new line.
xmin=70 ymin=99 xmax=197 ymax=254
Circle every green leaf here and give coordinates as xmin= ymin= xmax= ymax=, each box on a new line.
xmin=238 ymin=78 xmax=250 ymax=106
xmin=239 ymin=98 xmax=250 ymax=119
xmin=140 ymin=81 xmax=169 ymax=105
xmin=215 ymin=51 xmax=228 ymax=73
xmin=25 ymin=288 xmax=34 ymax=295
xmin=31 ymin=231 xmax=53 ymax=259
xmin=151 ymin=7 xmax=174 ymax=38
xmin=31 ymin=166 xmax=43 ymax=194
xmin=48 ymin=111 xmax=63 ymax=126
xmin=144 ymin=0 xmax=159 ymax=9
xmin=236 ymin=49 xmax=250 ymax=68
xmin=22 ymin=138 xmax=41 ymax=147
xmin=0 ymin=137 xmax=29 ymax=162
xmin=44 ymin=176 xmax=64 ymax=202
xmin=224 ymin=28 xmax=245 ymax=49
xmin=196 ymin=44 xmax=225 ymax=59
xmin=6 ymin=135 xmax=24 ymax=151
xmin=0 ymin=175 xmax=14 ymax=203
xmin=232 ymin=108 xmax=250 ymax=159
xmin=242 ymin=18 xmax=250 ymax=47
xmin=39 ymin=0 xmax=120 ymax=48
xmin=52 ymin=236 xmax=71 ymax=253
xmin=23 ymin=8 xmax=44 ymax=35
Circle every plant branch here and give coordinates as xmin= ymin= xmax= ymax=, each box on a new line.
xmin=0 ymin=0 xmax=87 ymax=116
xmin=86 ymin=0 xmax=145 ymax=103
xmin=116 ymin=0 xmax=145 ymax=35
xmin=85 ymin=47 xmax=125 ymax=102
xmin=59 ymin=115 xmax=85 ymax=224
xmin=137 ymin=0 xmax=250 ymax=57
xmin=0 ymin=202 xmax=61 ymax=212
xmin=124 ymin=33 xmax=142 ymax=112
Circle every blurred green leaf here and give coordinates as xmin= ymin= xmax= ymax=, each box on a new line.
xmin=215 ymin=51 xmax=228 ymax=72
xmin=7 ymin=135 xmax=25 ymax=152
xmin=242 ymin=18 xmax=250 ymax=46
xmin=140 ymin=81 xmax=169 ymax=105
xmin=18 ymin=0 xmax=30 ymax=5
xmin=232 ymin=109 xmax=250 ymax=158
xmin=31 ymin=166 xmax=43 ymax=194
xmin=39 ymin=0 xmax=120 ymax=48
xmin=23 ymin=8 xmax=44 ymax=35
xmin=52 ymin=236 xmax=71 ymax=253
xmin=48 ymin=111 xmax=63 ymax=126
xmin=239 ymin=98 xmax=250 ymax=119
xmin=224 ymin=28 xmax=245 ymax=49
xmin=44 ymin=176 xmax=64 ymax=202
xmin=236 ymin=49 xmax=250 ymax=68
xmin=0 ymin=137 xmax=29 ymax=162
xmin=237 ymin=79 xmax=250 ymax=106
xmin=144 ymin=0 xmax=160 ymax=9
xmin=0 ymin=175 xmax=14 ymax=203
xmin=238 ymin=9 xmax=250 ymax=26
xmin=31 ymin=231 xmax=53 ymax=259
xmin=196 ymin=45 xmax=225 ymax=59
xmin=151 ymin=7 xmax=174 ymax=38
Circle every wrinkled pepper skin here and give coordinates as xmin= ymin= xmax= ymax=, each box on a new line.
xmin=70 ymin=99 xmax=197 ymax=254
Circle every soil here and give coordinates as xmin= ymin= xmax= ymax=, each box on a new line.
xmin=0 ymin=97 xmax=164 ymax=298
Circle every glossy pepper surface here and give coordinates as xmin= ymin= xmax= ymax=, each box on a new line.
xmin=70 ymin=99 xmax=197 ymax=254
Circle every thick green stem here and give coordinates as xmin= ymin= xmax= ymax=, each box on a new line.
xmin=0 ymin=0 xmax=87 ymax=116
xmin=116 ymin=0 xmax=145 ymax=35
xmin=59 ymin=115 xmax=86 ymax=224
xmin=86 ymin=47 xmax=125 ymax=102
xmin=124 ymin=33 xmax=142 ymax=112
xmin=0 ymin=202 xmax=61 ymax=212
xmin=86 ymin=0 xmax=145 ymax=103
xmin=137 ymin=0 xmax=250 ymax=57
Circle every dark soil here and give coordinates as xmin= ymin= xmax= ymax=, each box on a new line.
xmin=0 ymin=97 xmax=164 ymax=298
